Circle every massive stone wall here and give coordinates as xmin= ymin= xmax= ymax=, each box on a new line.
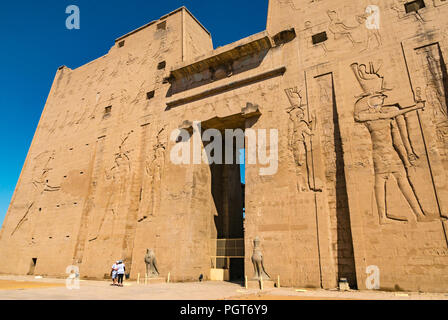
xmin=0 ymin=1 xmax=448 ymax=292
xmin=267 ymin=0 xmax=448 ymax=291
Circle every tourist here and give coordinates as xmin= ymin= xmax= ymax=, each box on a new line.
xmin=111 ymin=261 xmax=119 ymax=286
xmin=117 ymin=260 xmax=126 ymax=287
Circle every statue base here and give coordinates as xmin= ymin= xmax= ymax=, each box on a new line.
xmin=140 ymin=277 xmax=166 ymax=285
xmin=247 ymin=279 xmax=276 ymax=290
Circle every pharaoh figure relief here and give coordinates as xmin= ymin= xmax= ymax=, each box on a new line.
xmin=11 ymin=151 xmax=61 ymax=237
xmin=356 ymin=5 xmax=382 ymax=51
xmin=351 ymin=62 xmax=436 ymax=225
xmin=285 ymin=87 xmax=318 ymax=192
xmin=140 ymin=127 xmax=167 ymax=220
xmin=31 ymin=151 xmax=61 ymax=194
xmin=326 ymin=10 xmax=361 ymax=47
xmin=90 ymin=131 xmax=133 ymax=241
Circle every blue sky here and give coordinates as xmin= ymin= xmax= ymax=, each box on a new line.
xmin=0 ymin=1 xmax=265 ymax=228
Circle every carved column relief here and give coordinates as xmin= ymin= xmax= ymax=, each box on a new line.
xmin=285 ymin=87 xmax=319 ymax=193
xmin=415 ymin=44 xmax=448 ymax=171
xmin=88 ymin=131 xmax=134 ymax=242
xmin=139 ymin=127 xmax=167 ymax=220
xmin=402 ymin=39 xmax=448 ymax=228
xmin=310 ymin=73 xmax=357 ymax=288
xmin=120 ymin=125 xmax=152 ymax=274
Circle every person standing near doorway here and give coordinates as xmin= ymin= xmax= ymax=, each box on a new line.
xmin=117 ymin=260 xmax=126 ymax=287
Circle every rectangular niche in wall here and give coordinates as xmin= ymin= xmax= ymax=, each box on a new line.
xmin=104 ymin=106 xmax=112 ymax=119
xmin=312 ymin=32 xmax=328 ymax=45
xmin=157 ymin=21 xmax=167 ymax=30
xmin=405 ymin=0 xmax=426 ymax=13
xmin=28 ymin=258 xmax=37 ymax=275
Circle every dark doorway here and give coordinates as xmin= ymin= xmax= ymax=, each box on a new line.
xmin=28 ymin=258 xmax=37 ymax=275
xmin=203 ymin=122 xmax=246 ymax=282
xmin=229 ymin=258 xmax=245 ymax=281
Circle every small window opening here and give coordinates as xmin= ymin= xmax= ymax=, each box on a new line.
xmin=118 ymin=40 xmax=125 ymax=48
xmin=104 ymin=106 xmax=112 ymax=119
xmin=157 ymin=61 xmax=166 ymax=70
xmin=157 ymin=21 xmax=167 ymax=30
xmin=28 ymin=258 xmax=38 ymax=275
xmin=312 ymin=32 xmax=328 ymax=45
xmin=146 ymin=91 xmax=155 ymax=100
xmin=405 ymin=0 xmax=426 ymax=13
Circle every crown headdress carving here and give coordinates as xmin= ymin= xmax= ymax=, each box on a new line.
xmin=351 ymin=62 xmax=392 ymax=98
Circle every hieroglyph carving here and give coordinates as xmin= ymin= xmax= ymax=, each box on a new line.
xmin=356 ymin=5 xmax=382 ymax=51
xmin=11 ymin=151 xmax=61 ymax=236
xmin=352 ymin=62 xmax=435 ymax=225
xmin=90 ymin=131 xmax=133 ymax=241
xmin=141 ymin=128 xmax=167 ymax=219
xmin=32 ymin=151 xmax=61 ymax=193
xmin=391 ymin=0 xmax=428 ymax=23
xmin=327 ymin=10 xmax=361 ymax=47
xmin=285 ymin=87 xmax=320 ymax=192
xmin=415 ymin=45 xmax=448 ymax=150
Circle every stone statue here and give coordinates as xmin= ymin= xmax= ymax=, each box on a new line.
xmin=251 ymin=237 xmax=270 ymax=281
xmin=144 ymin=249 xmax=159 ymax=278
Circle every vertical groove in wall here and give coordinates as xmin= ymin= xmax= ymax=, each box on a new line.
xmin=72 ymin=137 xmax=104 ymax=265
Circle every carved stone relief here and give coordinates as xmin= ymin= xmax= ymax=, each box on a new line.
xmin=11 ymin=151 xmax=61 ymax=237
xmin=285 ymin=87 xmax=319 ymax=192
xmin=415 ymin=44 xmax=448 ymax=162
xmin=391 ymin=0 xmax=429 ymax=23
xmin=352 ymin=62 xmax=437 ymax=224
xmin=327 ymin=10 xmax=361 ymax=47
xmin=139 ymin=127 xmax=167 ymax=220
xmin=90 ymin=131 xmax=134 ymax=241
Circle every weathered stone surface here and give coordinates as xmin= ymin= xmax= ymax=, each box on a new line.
xmin=1 ymin=2 xmax=448 ymax=293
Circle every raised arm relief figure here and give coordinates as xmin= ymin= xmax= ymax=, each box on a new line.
xmin=351 ymin=62 xmax=434 ymax=225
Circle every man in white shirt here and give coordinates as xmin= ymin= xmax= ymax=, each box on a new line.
xmin=116 ymin=260 xmax=126 ymax=287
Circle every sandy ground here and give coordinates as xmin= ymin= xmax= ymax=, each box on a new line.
xmin=0 ymin=280 xmax=65 ymax=290
xmin=0 ymin=275 xmax=447 ymax=300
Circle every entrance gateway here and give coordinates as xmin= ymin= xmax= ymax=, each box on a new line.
xmin=195 ymin=109 xmax=260 ymax=282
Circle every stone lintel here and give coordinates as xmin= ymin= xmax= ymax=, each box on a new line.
xmin=167 ymin=66 xmax=286 ymax=109
xmin=169 ymin=31 xmax=273 ymax=80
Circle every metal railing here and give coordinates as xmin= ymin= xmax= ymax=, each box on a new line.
xmin=210 ymin=238 xmax=244 ymax=269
